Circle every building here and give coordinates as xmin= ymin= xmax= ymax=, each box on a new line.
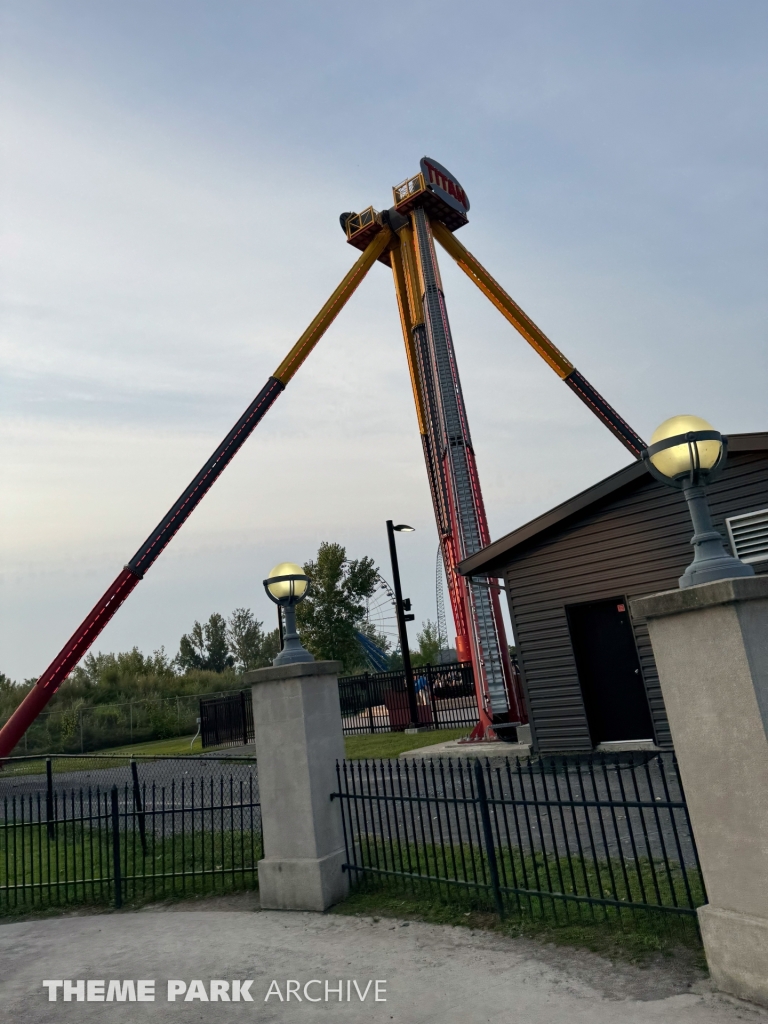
xmin=459 ymin=433 xmax=768 ymax=754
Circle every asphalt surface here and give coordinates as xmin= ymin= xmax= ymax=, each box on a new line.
xmin=0 ymin=900 xmax=763 ymax=1023
xmin=336 ymin=754 xmax=699 ymax=870
xmin=0 ymin=752 xmax=257 ymax=803
xmin=0 ymin=755 xmax=260 ymax=834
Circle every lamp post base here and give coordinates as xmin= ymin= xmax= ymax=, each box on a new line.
xmin=273 ymin=644 xmax=315 ymax=666
xmin=680 ymin=553 xmax=755 ymax=589
xmin=273 ymin=604 xmax=315 ymax=666
xmin=680 ymin=485 xmax=755 ymax=589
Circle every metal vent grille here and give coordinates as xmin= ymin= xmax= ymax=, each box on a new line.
xmin=726 ymin=508 xmax=768 ymax=564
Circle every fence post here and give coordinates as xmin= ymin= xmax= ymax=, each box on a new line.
xmin=130 ymin=761 xmax=147 ymax=855
xmin=45 ymin=758 xmax=55 ymax=841
xmin=245 ymin=660 xmax=348 ymax=911
xmin=365 ymin=673 xmax=374 ymax=734
xmin=473 ymin=760 xmax=504 ymax=920
xmin=426 ymin=665 xmax=436 ymax=724
xmin=110 ymin=786 xmax=122 ymax=909
xmin=240 ymin=690 xmax=248 ymax=746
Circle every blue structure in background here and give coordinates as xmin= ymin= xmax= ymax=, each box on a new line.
xmin=355 ymin=631 xmax=390 ymax=672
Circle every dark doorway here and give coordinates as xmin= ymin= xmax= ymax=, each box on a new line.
xmin=566 ymin=598 xmax=654 ymax=745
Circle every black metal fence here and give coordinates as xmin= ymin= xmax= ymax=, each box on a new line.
xmin=198 ymin=664 xmax=479 ymax=748
xmin=338 ymin=663 xmax=478 ymax=735
xmin=200 ymin=691 xmax=254 ymax=749
xmin=0 ymin=756 xmax=260 ymax=913
xmin=332 ymin=752 xmax=706 ymax=924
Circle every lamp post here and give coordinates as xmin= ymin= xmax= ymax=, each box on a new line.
xmin=386 ymin=520 xmax=420 ymax=729
xmin=642 ymin=415 xmax=755 ymax=589
xmin=263 ymin=561 xmax=314 ymax=665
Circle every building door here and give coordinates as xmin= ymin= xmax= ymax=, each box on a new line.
xmin=565 ymin=598 xmax=654 ymax=745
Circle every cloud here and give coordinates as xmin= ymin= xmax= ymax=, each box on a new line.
xmin=1 ymin=2 xmax=765 ymax=678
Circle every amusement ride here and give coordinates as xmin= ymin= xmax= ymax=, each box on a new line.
xmin=0 ymin=158 xmax=646 ymax=755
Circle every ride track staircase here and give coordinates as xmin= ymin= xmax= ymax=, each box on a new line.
xmin=410 ymin=207 xmax=512 ymax=722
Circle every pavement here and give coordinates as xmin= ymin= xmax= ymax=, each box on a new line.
xmin=1 ymin=896 xmax=765 ymax=1023
xmin=398 ymin=739 xmax=532 ymax=759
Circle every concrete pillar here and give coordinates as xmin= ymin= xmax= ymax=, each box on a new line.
xmin=632 ymin=576 xmax=768 ymax=1006
xmin=244 ymin=660 xmax=348 ymax=912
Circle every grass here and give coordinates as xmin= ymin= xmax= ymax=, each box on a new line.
xmin=4 ymin=728 xmax=470 ymax=776
xmin=0 ymin=821 xmax=262 ymax=918
xmin=330 ymin=839 xmax=706 ymax=967
xmin=333 ymin=885 xmax=706 ymax=968
xmin=95 ymin=734 xmax=205 ymax=757
xmin=88 ymin=729 xmax=471 ymax=763
xmin=343 ymin=728 xmax=469 ymax=760
xmin=0 ymin=735 xmax=228 ymax=777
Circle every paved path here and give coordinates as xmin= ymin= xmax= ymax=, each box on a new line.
xmin=0 ymin=900 xmax=763 ymax=1023
xmin=0 ymin=753 xmax=257 ymax=803
xmin=0 ymin=757 xmax=260 ymax=832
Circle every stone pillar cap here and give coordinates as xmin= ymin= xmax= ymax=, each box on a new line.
xmin=243 ymin=660 xmax=342 ymax=685
xmin=631 ymin=575 xmax=768 ymax=621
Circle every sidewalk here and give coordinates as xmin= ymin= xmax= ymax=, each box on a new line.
xmin=0 ymin=898 xmax=763 ymax=1023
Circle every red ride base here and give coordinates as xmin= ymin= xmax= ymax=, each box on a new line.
xmin=459 ymin=715 xmax=499 ymax=744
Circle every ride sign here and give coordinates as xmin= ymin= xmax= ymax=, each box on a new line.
xmin=420 ymin=157 xmax=470 ymax=215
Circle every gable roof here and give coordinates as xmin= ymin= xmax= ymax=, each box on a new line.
xmin=458 ymin=432 xmax=768 ymax=577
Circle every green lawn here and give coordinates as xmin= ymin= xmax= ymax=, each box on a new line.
xmin=332 ymin=841 xmax=706 ymax=968
xmin=333 ymin=882 xmax=706 ymax=967
xmin=98 ymin=734 xmax=206 ymax=756
xmin=343 ymin=728 xmax=469 ymax=760
xmin=86 ymin=727 xmax=469 ymax=762
xmin=0 ymin=823 xmax=261 ymax=918
xmin=117 ymin=727 xmax=474 ymax=761
xmin=3 ymin=728 xmax=469 ymax=775
xmin=0 ymin=735 xmax=217 ymax=777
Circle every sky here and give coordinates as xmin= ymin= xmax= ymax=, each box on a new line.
xmin=1 ymin=0 xmax=766 ymax=681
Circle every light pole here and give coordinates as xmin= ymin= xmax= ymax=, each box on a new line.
xmin=263 ymin=561 xmax=314 ymax=665
xmin=642 ymin=415 xmax=755 ymax=588
xmin=386 ymin=520 xmax=420 ymax=729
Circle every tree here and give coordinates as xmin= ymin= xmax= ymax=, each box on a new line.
xmin=0 ymin=672 xmax=32 ymax=727
xmin=226 ymin=608 xmax=268 ymax=671
xmin=296 ymin=542 xmax=380 ymax=672
xmin=204 ymin=613 xmax=232 ymax=672
xmin=412 ymin=620 xmax=442 ymax=667
xmin=261 ymin=628 xmax=281 ymax=666
xmin=177 ymin=613 xmax=234 ymax=673
xmin=176 ymin=623 xmax=207 ymax=672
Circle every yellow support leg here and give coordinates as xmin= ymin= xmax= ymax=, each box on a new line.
xmin=274 ymin=227 xmax=392 ymax=385
xmin=431 ymin=219 xmax=573 ymax=378
xmin=431 ymin=219 xmax=646 ymax=456
xmin=390 ymin=241 xmax=427 ymax=435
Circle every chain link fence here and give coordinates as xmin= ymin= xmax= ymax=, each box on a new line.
xmin=12 ymin=690 xmax=245 ymax=756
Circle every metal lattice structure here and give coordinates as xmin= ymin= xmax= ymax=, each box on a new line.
xmin=435 ymin=546 xmax=448 ymax=654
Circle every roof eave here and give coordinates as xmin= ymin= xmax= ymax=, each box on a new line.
xmin=458 ymin=432 xmax=768 ymax=577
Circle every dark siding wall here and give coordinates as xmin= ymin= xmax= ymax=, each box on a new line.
xmin=504 ymin=452 xmax=768 ymax=753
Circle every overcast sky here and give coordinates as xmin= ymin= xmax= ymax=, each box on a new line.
xmin=1 ymin=1 xmax=766 ymax=680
